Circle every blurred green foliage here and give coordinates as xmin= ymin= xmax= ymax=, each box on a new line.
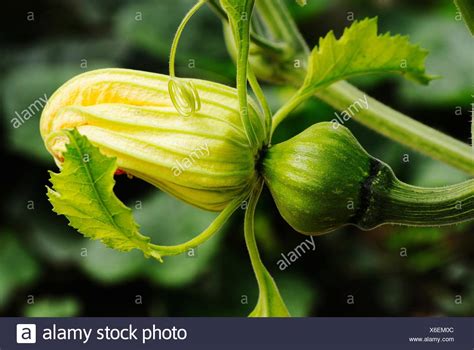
xmin=0 ymin=0 xmax=472 ymax=317
xmin=0 ymin=232 xmax=40 ymax=310
xmin=23 ymin=297 xmax=81 ymax=317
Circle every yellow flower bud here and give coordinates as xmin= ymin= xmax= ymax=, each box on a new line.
xmin=40 ymin=68 xmax=267 ymax=211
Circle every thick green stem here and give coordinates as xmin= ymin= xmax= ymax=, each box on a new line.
xmin=317 ymin=81 xmax=474 ymax=175
xmin=357 ymin=162 xmax=474 ymax=229
xmin=378 ymin=179 xmax=474 ymax=226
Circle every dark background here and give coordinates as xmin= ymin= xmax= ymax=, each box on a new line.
xmin=0 ymin=0 xmax=473 ymax=317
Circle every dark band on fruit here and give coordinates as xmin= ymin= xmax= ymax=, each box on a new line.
xmin=352 ymin=158 xmax=384 ymax=228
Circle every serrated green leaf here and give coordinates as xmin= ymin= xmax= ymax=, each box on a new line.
xmin=301 ymin=17 xmax=435 ymax=96
xmin=47 ymin=129 xmax=161 ymax=261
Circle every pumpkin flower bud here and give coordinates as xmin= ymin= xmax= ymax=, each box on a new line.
xmin=40 ymin=68 xmax=267 ymax=211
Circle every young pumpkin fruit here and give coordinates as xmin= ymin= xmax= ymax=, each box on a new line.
xmin=263 ymin=122 xmax=474 ymax=235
